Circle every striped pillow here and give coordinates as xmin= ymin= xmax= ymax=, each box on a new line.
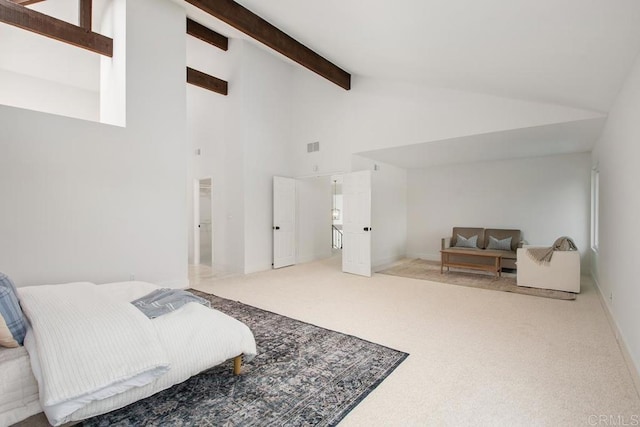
xmin=0 ymin=273 xmax=27 ymax=346
xmin=487 ymin=236 xmax=512 ymax=251
xmin=455 ymin=234 xmax=478 ymax=248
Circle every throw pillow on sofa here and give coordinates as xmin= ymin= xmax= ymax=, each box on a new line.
xmin=488 ymin=236 xmax=512 ymax=251
xmin=455 ymin=234 xmax=478 ymax=248
xmin=0 ymin=272 xmax=27 ymax=346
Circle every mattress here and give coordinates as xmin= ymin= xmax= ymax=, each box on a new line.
xmin=0 ymin=346 xmax=41 ymax=427
xmin=24 ymin=281 xmax=257 ymax=425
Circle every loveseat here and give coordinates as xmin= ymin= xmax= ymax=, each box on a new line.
xmin=441 ymin=227 xmax=523 ymax=270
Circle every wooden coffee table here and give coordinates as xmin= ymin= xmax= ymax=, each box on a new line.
xmin=440 ymin=248 xmax=503 ymax=278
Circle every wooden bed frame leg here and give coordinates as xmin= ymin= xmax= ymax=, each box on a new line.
xmin=233 ymin=355 xmax=242 ymax=375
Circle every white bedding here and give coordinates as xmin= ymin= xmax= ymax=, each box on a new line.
xmin=0 ymin=346 xmax=40 ymax=427
xmin=19 ymin=281 xmax=256 ymax=426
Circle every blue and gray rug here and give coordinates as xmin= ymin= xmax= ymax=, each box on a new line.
xmin=82 ymin=291 xmax=409 ymax=426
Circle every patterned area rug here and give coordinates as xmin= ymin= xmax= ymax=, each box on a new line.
xmin=380 ymin=259 xmax=576 ymax=300
xmin=81 ymin=292 xmax=408 ymax=426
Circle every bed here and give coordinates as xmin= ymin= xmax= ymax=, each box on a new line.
xmin=0 ymin=346 xmax=40 ymax=426
xmin=1 ymin=281 xmax=256 ymax=426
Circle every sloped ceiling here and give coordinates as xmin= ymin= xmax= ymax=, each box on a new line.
xmin=4 ymin=0 xmax=640 ymax=167
xmin=5 ymin=0 xmax=640 ymax=110
xmin=234 ymin=0 xmax=640 ymax=113
xmin=359 ymin=118 xmax=606 ymax=168
xmin=192 ymin=0 xmax=640 ymax=167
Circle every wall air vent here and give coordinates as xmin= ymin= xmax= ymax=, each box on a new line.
xmin=307 ymin=141 xmax=320 ymax=153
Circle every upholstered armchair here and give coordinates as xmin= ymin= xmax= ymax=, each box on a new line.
xmin=516 ymin=247 xmax=580 ymax=293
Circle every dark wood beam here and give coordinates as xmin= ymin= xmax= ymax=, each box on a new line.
xmin=79 ymin=0 xmax=91 ymax=31
xmin=187 ymin=18 xmax=227 ymax=51
xmin=10 ymin=0 xmax=45 ymax=5
xmin=0 ymin=0 xmax=112 ymax=56
xmin=187 ymin=67 xmax=228 ymax=95
xmin=185 ymin=0 xmax=351 ymax=90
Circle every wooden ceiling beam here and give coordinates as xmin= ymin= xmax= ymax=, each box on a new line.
xmin=185 ymin=0 xmax=351 ymax=90
xmin=187 ymin=18 xmax=228 ymax=51
xmin=0 ymin=0 xmax=112 ymax=56
xmin=187 ymin=67 xmax=228 ymax=95
xmin=10 ymin=0 xmax=45 ymax=5
xmin=79 ymin=0 xmax=91 ymax=31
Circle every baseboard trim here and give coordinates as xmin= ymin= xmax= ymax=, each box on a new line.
xmin=244 ymin=263 xmax=273 ymax=275
xmin=591 ymin=273 xmax=640 ymax=400
xmin=406 ymin=252 xmax=440 ymax=262
xmin=372 ymin=255 xmax=405 ymax=272
xmin=158 ymin=277 xmax=190 ymax=289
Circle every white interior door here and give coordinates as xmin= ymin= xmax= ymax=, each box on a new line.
xmin=342 ymin=170 xmax=372 ymax=277
xmin=273 ymin=176 xmax=296 ymax=269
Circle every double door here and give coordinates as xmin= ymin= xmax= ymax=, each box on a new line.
xmin=272 ymin=171 xmax=372 ymax=277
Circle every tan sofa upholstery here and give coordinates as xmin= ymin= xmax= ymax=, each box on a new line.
xmin=516 ymin=247 xmax=580 ymax=293
xmin=442 ymin=227 xmax=523 ymax=270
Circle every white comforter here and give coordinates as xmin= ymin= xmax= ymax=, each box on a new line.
xmin=19 ymin=281 xmax=257 ymax=426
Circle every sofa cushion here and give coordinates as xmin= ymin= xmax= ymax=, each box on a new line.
xmin=451 ymin=227 xmax=485 ymax=249
xmin=454 ymin=234 xmax=478 ymax=248
xmin=487 ymin=236 xmax=512 ymax=251
xmin=484 ymin=229 xmax=521 ymax=251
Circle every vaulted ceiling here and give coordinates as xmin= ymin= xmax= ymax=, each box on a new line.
xmin=232 ymin=0 xmax=640 ymax=113
xmin=213 ymin=0 xmax=640 ymax=168
xmin=10 ymin=0 xmax=639 ymax=114
xmin=3 ymin=0 xmax=640 ymax=167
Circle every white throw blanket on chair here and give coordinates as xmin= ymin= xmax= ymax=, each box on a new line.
xmin=18 ymin=282 xmax=170 ymax=425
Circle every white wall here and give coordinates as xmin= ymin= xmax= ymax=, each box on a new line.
xmin=0 ymin=0 xmax=188 ymax=287
xmin=0 ymin=69 xmax=98 ymax=122
xmin=241 ymin=44 xmax=293 ymax=274
xmin=289 ymin=71 xmax=604 ymax=178
xmin=285 ymin=70 xmax=600 ymax=272
xmin=296 ymin=176 xmax=332 ymax=264
xmin=289 ymin=66 xmax=595 ymax=272
xmin=352 ymin=156 xmax=408 ymax=270
xmin=406 ymin=152 xmax=592 ymax=270
xmin=186 ymin=38 xmax=292 ymax=274
xmin=99 ymin=0 xmax=126 ymax=127
xmin=591 ymin=52 xmax=640 ymax=382
xmin=187 ymin=37 xmax=244 ymax=274
xmin=183 ymin=16 xmax=603 ymax=277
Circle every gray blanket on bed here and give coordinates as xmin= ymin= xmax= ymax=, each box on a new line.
xmin=131 ymin=289 xmax=211 ymax=319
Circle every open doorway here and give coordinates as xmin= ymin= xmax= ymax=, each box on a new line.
xmin=194 ymin=177 xmax=213 ymax=266
xmin=272 ymin=172 xmax=371 ymax=275
xmin=331 ymin=175 xmax=343 ymax=255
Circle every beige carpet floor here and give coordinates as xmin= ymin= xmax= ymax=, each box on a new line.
xmin=379 ymin=258 xmax=576 ymax=300
xmin=191 ymin=255 xmax=640 ymax=426
xmin=19 ymin=256 xmax=637 ymax=426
